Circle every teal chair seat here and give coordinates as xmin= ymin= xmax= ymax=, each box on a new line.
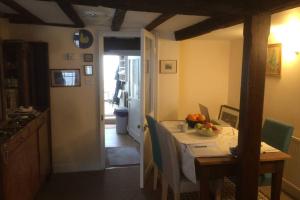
xmin=260 ymin=118 xmax=294 ymax=186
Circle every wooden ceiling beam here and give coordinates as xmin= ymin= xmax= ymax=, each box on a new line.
xmin=174 ymin=0 xmax=300 ymax=41
xmin=0 ymin=0 xmax=44 ymax=23
xmin=5 ymin=14 xmax=78 ymax=28
xmin=55 ymin=0 xmax=85 ymax=28
xmin=111 ymin=9 xmax=126 ymax=31
xmin=174 ymin=16 xmax=243 ymax=41
xmin=145 ymin=13 xmax=175 ymax=31
xmin=40 ymin=0 xmax=245 ymax=16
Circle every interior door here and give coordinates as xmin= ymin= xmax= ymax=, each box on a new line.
xmin=127 ymin=56 xmax=142 ymax=141
xmin=139 ymin=29 xmax=156 ymax=188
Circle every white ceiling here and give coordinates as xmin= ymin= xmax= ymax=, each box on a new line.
xmin=156 ymin=15 xmax=208 ymax=33
xmin=0 ymin=0 xmax=208 ymax=32
xmin=123 ymin=11 xmax=160 ymax=29
xmin=0 ymin=0 xmax=299 ymax=41
xmin=14 ymin=0 xmax=73 ymax=24
xmin=74 ymin=5 xmax=115 ymax=27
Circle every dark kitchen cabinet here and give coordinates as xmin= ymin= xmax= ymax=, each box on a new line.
xmin=1 ymin=40 xmax=49 ymax=121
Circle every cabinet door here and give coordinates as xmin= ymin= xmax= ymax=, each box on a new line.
xmin=3 ymin=132 xmax=39 ymax=200
xmin=38 ymin=121 xmax=50 ymax=183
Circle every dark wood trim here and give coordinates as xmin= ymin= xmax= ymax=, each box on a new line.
xmin=55 ymin=0 xmax=85 ymax=28
xmin=145 ymin=13 xmax=175 ymax=31
xmin=40 ymin=0 xmax=245 ymax=16
xmin=4 ymin=14 xmax=78 ymax=28
xmin=174 ymin=16 xmax=243 ymax=41
xmin=0 ymin=0 xmax=44 ymax=23
xmin=236 ymin=13 xmax=271 ymax=200
xmin=111 ymin=9 xmax=126 ymax=31
xmin=0 ymin=39 xmax=5 ymax=123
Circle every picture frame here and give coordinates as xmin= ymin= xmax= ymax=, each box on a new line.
xmin=50 ymin=69 xmax=80 ymax=87
xmin=218 ymin=105 xmax=240 ymax=129
xmin=83 ymin=53 xmax=93 ymax=62
xmin=266 ymin=43 xmax=282 ymax=77
xmin=84 ymin=65 xmax=93 ymax=76
xmin=160 ymin=60 xmax=177 ymax=74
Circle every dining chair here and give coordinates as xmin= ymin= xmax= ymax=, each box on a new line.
xmin=146 ymin=115 xmax=162 ymax=190
xmin=260 ymin=118 xmax=294 ymax=186
xmin=218 ymin=105 xmax=240 ymax=129
xmin=156 ymin=122 xmax=199 ymax=200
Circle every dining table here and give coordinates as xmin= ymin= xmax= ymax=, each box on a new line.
xmin=160 ymin=120 xmax=291 ymax=200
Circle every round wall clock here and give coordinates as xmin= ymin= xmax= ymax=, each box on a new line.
xmin=73 ymin=29 xmax=94 ymax=49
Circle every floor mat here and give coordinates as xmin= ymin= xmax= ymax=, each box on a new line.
xmin=106 ymin=147 xmax=140 ymax=167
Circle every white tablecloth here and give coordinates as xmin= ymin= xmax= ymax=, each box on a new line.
xmin=161 ymin=121 xmax=238 ymax=183
xmin=160 ymin=121 xmax=279 ymax=183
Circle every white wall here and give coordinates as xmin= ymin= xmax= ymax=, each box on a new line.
xmin=227 ymin=39 xmax=243 ymax=108
xmin=4 ymin=24 xmax=101 ymax=172
xmin=157 ymin=38 xmax=180 ymax=120
xmin=179 ymin=39 xmax=231 ymax=119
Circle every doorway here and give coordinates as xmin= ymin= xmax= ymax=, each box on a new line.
xmin=98 ymin=32 xmax=157 ymax=188
xmin=102 ymin=39 xmax=141 ymax=168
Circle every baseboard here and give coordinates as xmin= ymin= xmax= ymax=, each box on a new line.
xmin=282 ymin=178 xmax=300 ymax=199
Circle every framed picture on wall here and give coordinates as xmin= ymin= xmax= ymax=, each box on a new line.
xmin=83 ymin=53 xmax=93 ymax=62
xmin=160 ymin=60 xmax=177 ymax=74
xmin=266 ymin=43 xmax=282 ymax=77
xmin=50 ymin=69 xmax=81 ymax=87
xmin=84 ymin=65 xmax=93 ymax=76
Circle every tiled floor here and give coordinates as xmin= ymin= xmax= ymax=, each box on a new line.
xmin=105 ymin=124 xmax=138 ymax=148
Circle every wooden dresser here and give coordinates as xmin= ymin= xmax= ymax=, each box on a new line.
xmin=0 ymin=109 xmax=51 ymax=200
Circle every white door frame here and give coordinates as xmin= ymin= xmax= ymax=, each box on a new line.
xmin=97 ymin=31 xmax=143 ymax=170
xmin=96 ymin=31 xmax=159 ymax=188
xmin=140 ymin=29 xmax=157 ymax=188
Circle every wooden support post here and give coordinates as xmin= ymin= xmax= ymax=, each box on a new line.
xmin=237 ymin=13 xmax=271 ymax=200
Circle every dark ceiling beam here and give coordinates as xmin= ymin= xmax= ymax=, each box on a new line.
xmin=4 ymin=14 xmax=78 ymax=28
xmin=174 ymin=16 xmax=243 ymax=41
xmin=40 ymin=0 xmax=245 ymax=16
xmin=145 ymin=13 xmax=175 ymax=31
xmin=0 ymin=0 xmax=44 ymax=23
xmin=55 ymin=0 xmax=85 ymax=28
xmin=111 ymin=9 xmax=126 ymax=31
xmin=40 ymin=0 xmax=300 ymax=16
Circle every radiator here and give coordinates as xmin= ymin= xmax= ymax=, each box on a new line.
xmin=283 ymin=136 xmax=300 ymax=199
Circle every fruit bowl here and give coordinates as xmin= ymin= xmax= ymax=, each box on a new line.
xmin=196 ymin=129 xmax=218 ymax=137
xmin=185 ymin=113 xmax=206 ymax=128
xmin=194 ymin=123 xmax=222 ymax=137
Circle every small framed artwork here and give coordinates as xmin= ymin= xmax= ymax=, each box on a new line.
xmin=83 ymin=53 xmax=93 ymax=62
xmin=266 ymin=43 xmax=282 ymax=77
xmin=84 ymin=65 xmax=93 ymax=76
xmin=160 ymin=60 xmax=177 ymax=74
xmin=50 ymin=69 xmax=80 ymax=87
